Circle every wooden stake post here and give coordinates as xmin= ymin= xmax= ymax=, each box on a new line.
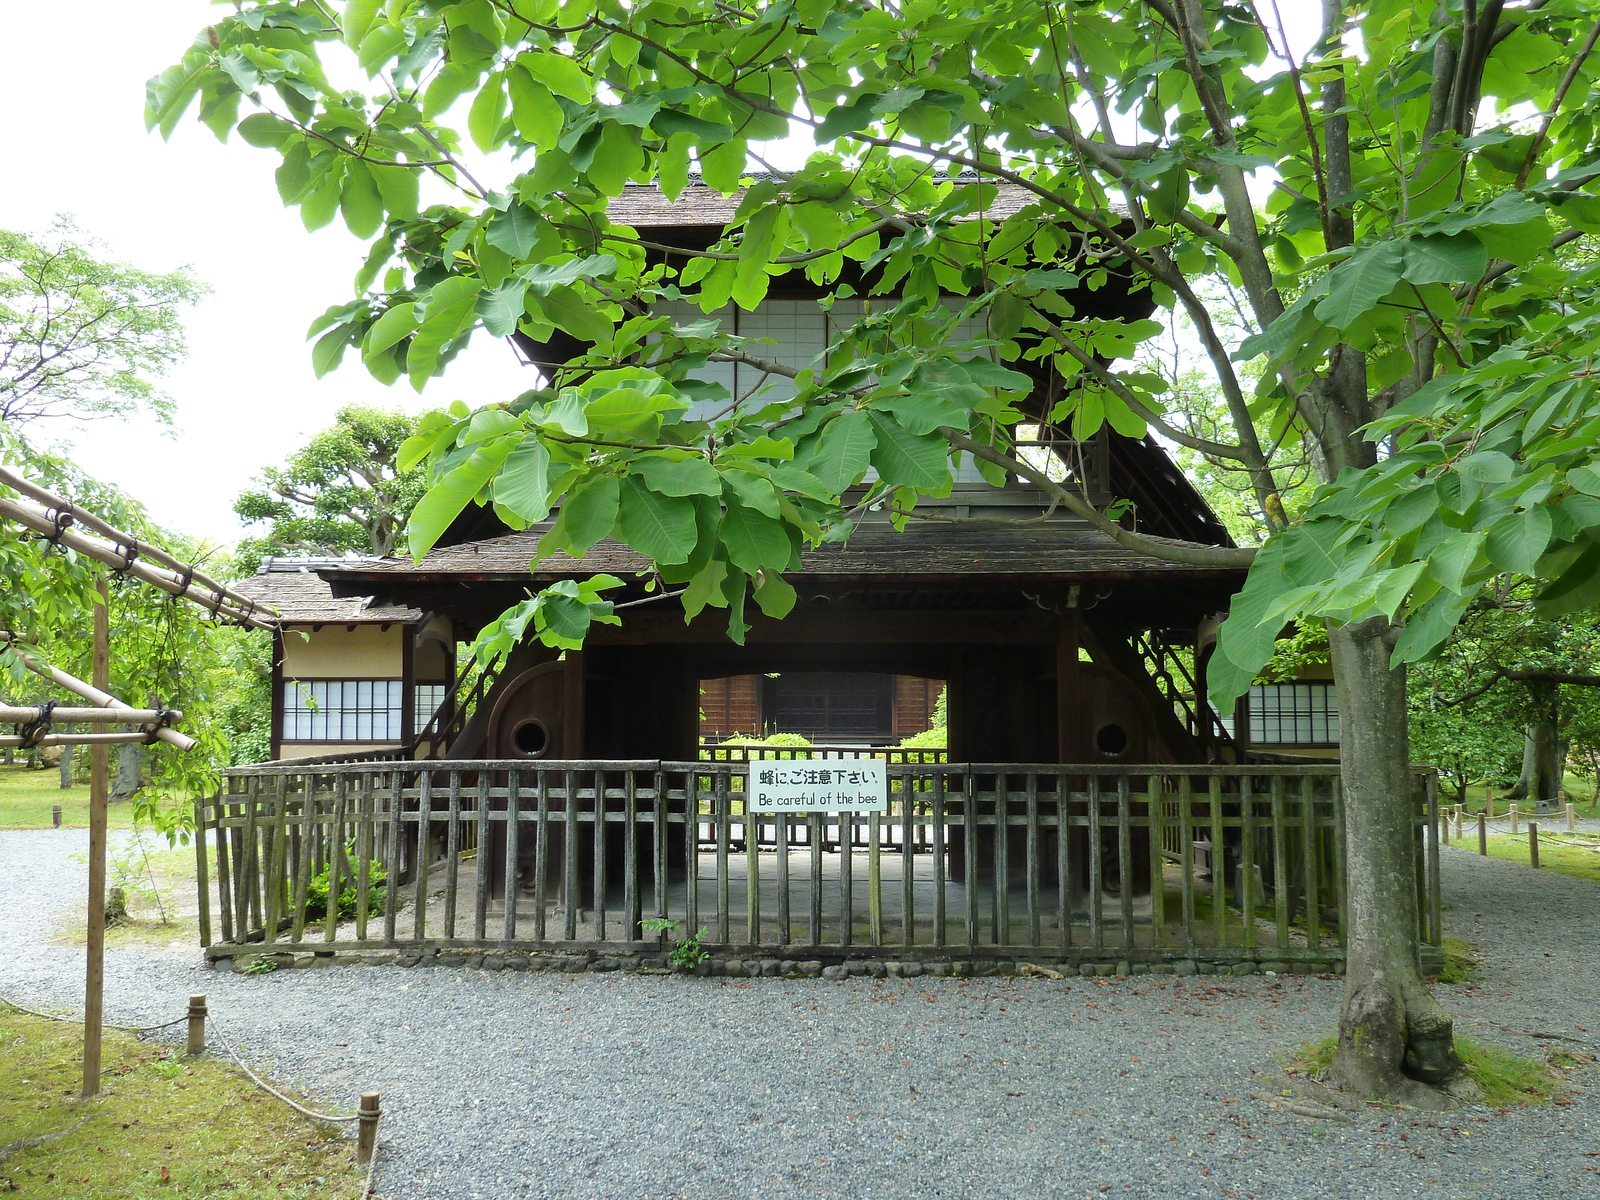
xmin=82 ymin=577 xmax=110 ymax=1098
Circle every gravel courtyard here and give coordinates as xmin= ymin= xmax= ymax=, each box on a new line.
xmin=2 ymin=829 xmax=1596 ymax=1200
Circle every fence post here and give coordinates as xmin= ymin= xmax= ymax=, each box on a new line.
xmin=1567 ymin=802 xmax=1578 ymax=833
xmin=1485 ymin=790 xmax=1494 ymax=819
xmin=1441 ymin=808 xmax=1450 ymax=844
xmin=1454 ymin=805 xmax=1464 ymax=839
xmin=52 ymin=804 xmax=61 ymax=828
xmin=1477 ymin=812 xmax=1487 ymax=856
xmin=1529 ymin=823 xmax=1540 ymax=870
xmin=357 ymin=1091 xmax=382 ymax=1165
xmin=1509 ymin=803 xmax=1520 ymax=834
xmin=186 ymin=994 xmax=207 ymax=1055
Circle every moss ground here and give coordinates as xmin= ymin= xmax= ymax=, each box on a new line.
xmin=1290 ymin=1035 xmax=1564 ymax=1107
xmin=0 ymin=1011 xmax=366 ymax=1199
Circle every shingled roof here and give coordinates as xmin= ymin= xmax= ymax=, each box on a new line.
xmin=318 ymin=522 xmax=1239 ymax=593
xmin=233 ymin=559 xmax=422 ymax=624
xmin=605 ymin=179 xmax=1044 ymax=229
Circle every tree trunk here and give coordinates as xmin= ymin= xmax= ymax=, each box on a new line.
xmin=1509 ymin=730 xmax=1536 ymax=799
xmin=1327 ymin=617 xmax=1465 ymax=1107
xmin=1525 ymin=682 xmax=1561 ymax=806
xmin=109 ymin=743 xmax=143 ymax=805
xmin=58 ymin=731 xmax=74 ymax=789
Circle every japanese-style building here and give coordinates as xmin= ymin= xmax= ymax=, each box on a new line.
xmin=209 ymin=182 xmax=1411 ymax=974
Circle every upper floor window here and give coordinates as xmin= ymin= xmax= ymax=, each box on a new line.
xmin=1249 ymin=682 xmax=1339 ymax=746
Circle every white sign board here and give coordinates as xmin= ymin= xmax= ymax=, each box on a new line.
xmin=747 ymin=757 xmax=888 ymax=812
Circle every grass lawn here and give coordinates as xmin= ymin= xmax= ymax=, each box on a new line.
xmin=0 ymin=765 xmax=137 ymax=831
xmin=1475 ymin=831 xmax=1600 ymax=884
xmin=0 ymin=1010 xmax=366 ymax=1199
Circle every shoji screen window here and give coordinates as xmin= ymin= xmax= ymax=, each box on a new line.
xmin=1248 ymin=682 xmax=1340 ymax=746
xmin=282 ymin=679 xmax=404 ymax=742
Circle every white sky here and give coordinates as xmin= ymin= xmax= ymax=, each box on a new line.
xmin=0 ymin=0 xmax=531 ymax=547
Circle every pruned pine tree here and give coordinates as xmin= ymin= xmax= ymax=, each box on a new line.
xmin=153 ymin=0 xmax=1600 ymax=1103
xmin=234 ymin=405 xmax=426 ymax=572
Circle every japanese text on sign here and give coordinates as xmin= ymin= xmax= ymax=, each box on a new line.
xmin=747 ymin=757 xmax=888 ymax=812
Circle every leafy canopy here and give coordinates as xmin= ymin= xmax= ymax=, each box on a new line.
xmin=0 ymin=218 xmax=204 ymax=428
xmin=149 ymin=1 xmax=1600 ymax=679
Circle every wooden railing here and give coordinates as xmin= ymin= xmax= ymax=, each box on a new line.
xmin=697 ymin=743 xmax=950 ymax=765
xmin=196 ymin=760 xmax=1441 ymax=970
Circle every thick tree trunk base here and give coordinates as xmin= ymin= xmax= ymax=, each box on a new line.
xmin=1330 ymin=981 xmax=1471 ymax=1109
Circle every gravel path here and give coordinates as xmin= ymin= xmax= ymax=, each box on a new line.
xmin=3 ymin=829 xmax=1596 ymax=1200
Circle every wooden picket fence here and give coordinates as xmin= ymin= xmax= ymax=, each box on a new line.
xmin=196 ymin=760 xmax=1442 ymax=970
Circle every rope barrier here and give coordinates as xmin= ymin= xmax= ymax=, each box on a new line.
xmin=202 ymin=1013 xmax=361 ymax=1123
xmin=0 ymin=994 xmax=188 ymax=1033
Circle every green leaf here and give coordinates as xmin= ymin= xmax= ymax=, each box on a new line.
xmin=408 ymin=438 xmax=515 ymax=557
xmin=516 ymin=50 xmax=593 ymax=103
xmin=487 ymin=204 xmax=542 ymax=258
xmin=1535 ymin=542 xmax=1600 ymax=616
xmin=866 ymin=412 xmax=949 ymax=489
xmin=468 ymin=70 xmax=508 ymax=151
xmin=362 ymin=302 xmax=417 ymax=367
xmin=532 ymin=285 xmax=613 ymax=344
xmin=523 ymin=254 xmax=617 ymax=294
xmin=753 ymin=570 xmax=796 ymax=619
xmin=344 ymin=0 xmax=382 ymax=48
xmin=1456 ymin=450 xmax=1515 ymax=483
xmin=1314 ymin=242 xmax=1404 ymax=329
xmin=1485 ymin=505 xmax=1552 ymax=577
xmin=1208 ymin=537 xmax=1293 ymax=707
xmin=477 ymin=278 xmax=530 ymax=337
xmin=507 ymin=67 xmax=561 ymax=150
xmin=370 ymin=164 xmax=420 ymax=220
xmin=339 ymin=161 xmax=385 ymax=238
xmin=492 ymin=435 xmax=552 ymax=524
xmin=720 ymin=503 xmax=792 ymax=574
xmin=805 ymin=410 xmax=876 ymax=492
xmin=1402 ymin=233 xmax=1488 ymax=285
xmin=618 ymin=476 xmax=697 ymax=564
xmin=637 ymin=456 xmax=720 ymax=497
xmin=549 ymin=474 xmax=620 ymax=557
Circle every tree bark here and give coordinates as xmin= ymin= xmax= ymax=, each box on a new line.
xmin=109 ymin=743 xmax=143 ymax=805
xmin=58 ymin=731 xmax=74 ymax=789
xmin=1327 ymin=617 xmax=1465 ymax=1106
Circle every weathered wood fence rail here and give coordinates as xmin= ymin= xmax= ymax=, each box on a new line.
xmin=197 ymin=760 xmax=1442 ymax=971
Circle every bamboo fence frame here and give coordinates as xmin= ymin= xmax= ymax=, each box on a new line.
xmin=0 ymin=466 xmax=277 ymax=630
xmin=197 ymin=758 xmax=1443 ymax=968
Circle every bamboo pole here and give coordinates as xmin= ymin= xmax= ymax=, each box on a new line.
xmin=82 ymin=577 xmax=110 ymax=1099
xmin=0 ymin=467 xmax=275 ymax=625
xmin=0 ymin=494 xmax=274 ymax=630
xmin=0 ymin=637 xmax=194 ymax=751
xmin=0 ymin=704 xmax=183 ymax=724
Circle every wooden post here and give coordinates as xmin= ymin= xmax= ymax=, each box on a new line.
xmin=1567 ymin=802 xmax=1578 ymax=832
xmin=1477 ymin=812 xmax=1488 ymax=856
xmin=1509 ymin=803 xmax=1520 ymax=834
xmin=1454 ymin=805 xmax=1464 ymax=839
xmin=1528 ymin=823 xmax=1540 ymax=870
xmin=186 ymin=994 xmax=208 ymax=1055
xmin=52 ymin=804 xmax=61 ymax=828
xmin=356 ymin=1091 xmax=381 ymax=1165
xmin=81 ymin=576 xmax=110 ymax=1099
xmin=1440 ymin=807 xmax=1450 ymax=844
